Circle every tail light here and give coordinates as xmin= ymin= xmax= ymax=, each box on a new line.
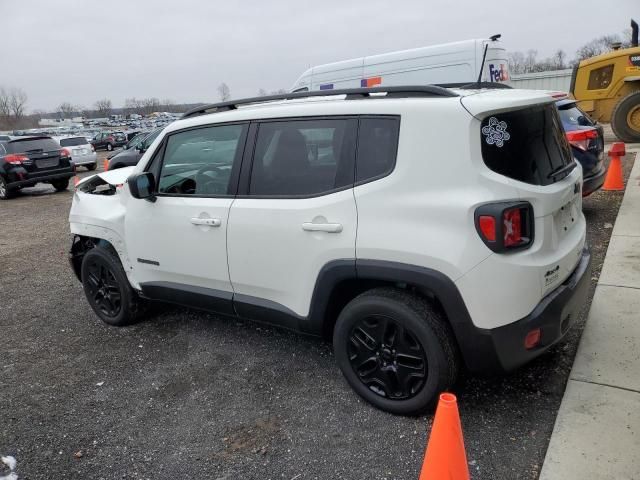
xmin=60 ymin=148 xmax=71 ymax=158
xmin=5 ymin=154 xmax=29 ymax=165
xmin=565 ymin=129 xmax=598 ymax=151
xmin=90 ymin=144 xmax=95 ymax=152
xmin=475 ymin=201 xmax=534 ymax=253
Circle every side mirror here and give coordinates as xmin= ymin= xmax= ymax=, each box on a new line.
xmin=128 ymin=172 xmax=156 ymax=201
xmin=136 ymin=144 xmax=146 ymax=153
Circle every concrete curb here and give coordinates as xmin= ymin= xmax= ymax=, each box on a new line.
xmin=540 ymin=145 xmax=640 ymax=480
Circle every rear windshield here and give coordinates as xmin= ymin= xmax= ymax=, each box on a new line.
xmin=60 ymin=137 xmax=88 ymax=147
xmin=557 ymin=103 xmax=595 ymax=129
xmin=480 ymin=104 xmax=574 ymax=186
xmin=6 ymin=138 xmax=61 ymax=154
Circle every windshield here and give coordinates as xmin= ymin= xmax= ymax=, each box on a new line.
xmin=480 ymin=104 xmax=574 ymax=186
xmin=60 ymin=137 xmax=88 ymax=147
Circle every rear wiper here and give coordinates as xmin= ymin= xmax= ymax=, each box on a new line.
xmin=547 ymin=161 xmax=576 ymax=180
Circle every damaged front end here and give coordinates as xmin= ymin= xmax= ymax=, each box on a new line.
xmin=68 ymin=167 xmax=136 ymax=283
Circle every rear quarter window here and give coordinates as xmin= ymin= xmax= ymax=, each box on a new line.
xmin=480 ymin=104 xmax=574 ymax=186
xmin=355 ymin=117 xmax=400 ymax=183
xmin=587 ymin=64 xmax=614 ymax=90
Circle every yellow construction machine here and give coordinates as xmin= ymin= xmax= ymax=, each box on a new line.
xmin=572 ymin=19 xmax=640 ymax=142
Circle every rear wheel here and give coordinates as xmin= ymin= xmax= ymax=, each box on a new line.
xmin=611 ymin=91 xmax=640 ymax=143
xmin=81 ymin=246 xmax=145 ymax=326
xmin=0 ymin=176 xmax=15 ymax=200
xmin=86 ymin=162 xmax=97 ymax=171
xmin=333 ymin=287 xmax=459 ymax=415
xmin=106 ymin=143 xmax=113 ymax=151
xmin=52 ymin=178 xmax=69 ymax=192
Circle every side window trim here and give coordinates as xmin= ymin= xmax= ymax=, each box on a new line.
xmin=147 ymin=121 xmax=249 ymax=199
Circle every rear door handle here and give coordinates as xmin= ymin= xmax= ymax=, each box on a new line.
xmin=190 ymin=217 xmax=221 ymax=227
xmin=302 ymin=222 xmax=343 ymax=233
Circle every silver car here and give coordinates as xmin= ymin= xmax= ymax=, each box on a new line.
xmin=59 ymin=136 xmax=97 ymax=170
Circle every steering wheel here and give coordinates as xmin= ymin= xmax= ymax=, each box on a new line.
xmin=195 ymin=165 xmax=227 ymax=195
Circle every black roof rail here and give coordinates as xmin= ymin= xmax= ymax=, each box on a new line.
xmin=437 ymin=82 xmax=513 ymax=90
xmin=181 ymin=85 xmax=458 ymax=119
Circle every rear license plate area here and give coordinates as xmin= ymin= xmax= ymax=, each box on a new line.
xmin=36 ymin=158 xmax=59 ymax=169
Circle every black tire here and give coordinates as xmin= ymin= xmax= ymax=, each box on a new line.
xmin=333 ymin=287 xmax=459 ymax=415
xmin=106 ymin=143 xmax=113 ymax=151
xmin=86 ymin=163 xmax=97 ymax=171
xmin=81 ymin=246 xmax=144 ymax=326
xmin=0 ymin=176 xmax=16 ymax=200
xmin=52 ymin=178 xmax=70 ymax=192
xmin=611 ymin=90 xmax=640 ymax=143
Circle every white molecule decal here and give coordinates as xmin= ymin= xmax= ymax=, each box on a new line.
xmin=482 ymin=117 xmax=510 ymax=148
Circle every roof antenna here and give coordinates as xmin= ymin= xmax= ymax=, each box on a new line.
xmin=477 ymin=34 xmax=501 ymax=87
xmin=477 ymin=43 xmax=490 ymax=86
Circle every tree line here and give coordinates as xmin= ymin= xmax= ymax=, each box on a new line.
xmin=508 ymin=30 xmax=634 ymax=75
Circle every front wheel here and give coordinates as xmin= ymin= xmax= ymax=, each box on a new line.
xmin=106 ymin=143 xmax=113 ymax=151
xmin=81 ymin=246 xmax=145 ymax=326
xmin=333 ymin=288 xmax=459 ymax=415
xmin=52 ymin=178 xmax=70 ymax=192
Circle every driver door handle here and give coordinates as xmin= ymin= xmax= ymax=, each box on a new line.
xmin=302 ymin=222 xmax=343 ymax=233
xmin=190 ymin=217 xmax=221 ymax=227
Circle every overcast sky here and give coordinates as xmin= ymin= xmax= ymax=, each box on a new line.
xmin=1 ymin=0 xmax=636 ymax=112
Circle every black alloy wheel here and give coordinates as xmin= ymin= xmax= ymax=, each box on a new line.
xmin=333 ymin=287 xmax=459 ymax=415
xmin=348 ymin=314 xmax=427 ymax=400
xmin=84 ymin=257 xmax=123 ymax=319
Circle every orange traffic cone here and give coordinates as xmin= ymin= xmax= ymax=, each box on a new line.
xmin=103 ymin=159 xmax=109 ymax=171
xmin=602 ymin=142 xmax=626 ymax=191
xmin=419 ymin=393 xmax=470 ymax=480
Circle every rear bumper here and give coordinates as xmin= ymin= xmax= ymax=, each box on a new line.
xmin=582 ymin=165 xmax=606 ymax=197
xmin=7 ymin=168 xmax=75 ymax=188
xmin=72 ymin=153 xmax=97 ymax=165
xmin=462 ymin=247 xmax=592 ymax=373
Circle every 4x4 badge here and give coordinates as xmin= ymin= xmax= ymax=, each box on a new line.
xmin=482 ymin=117 xmax=510 ymax=148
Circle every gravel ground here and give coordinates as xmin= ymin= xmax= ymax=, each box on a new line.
xmin=0 ymin=149 xmax=635 ymax=480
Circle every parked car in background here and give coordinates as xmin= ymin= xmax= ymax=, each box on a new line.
xmin=59 ymin=136 xmax=97 ymax=171
xmin=0 ymin=136 xmax=75 ymax=199
xmin=91 ymin=131 xmax=127 ymax=151
xmin=557 ymin=99 xmax=606 ymax=196
xmin=107 ymin=127 xmax=163 ymax=170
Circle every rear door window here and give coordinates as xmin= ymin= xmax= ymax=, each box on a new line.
xmin=249 ymin=118 xmax=357 ymax=196
xmin=480 ymin=104 xmax=574 ymax=186
xmin=355 ymin=117 xmax=400 ymax=183
xmin=6 ymin=138 xmax=61 ymax=153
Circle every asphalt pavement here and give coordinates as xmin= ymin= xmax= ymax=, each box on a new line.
xmin=0 ymin=149 xmax=635 ymax=479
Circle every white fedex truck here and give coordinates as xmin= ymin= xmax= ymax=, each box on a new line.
xmin=290 ymin=36 xmax=509 ymax=92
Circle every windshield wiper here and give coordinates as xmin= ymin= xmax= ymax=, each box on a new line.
xmin=547 ymin=161 xmax=576 ymax=180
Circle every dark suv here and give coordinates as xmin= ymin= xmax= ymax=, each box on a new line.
xmin=557 ymin=99 xmax=606 ymax=196
xmin=91 ymin=132 xmax=127 ymax=151
xmin=107 ymin=128 xmax=163 ymax=169
xmin=0 ymin=136 xmax=75 ymax=199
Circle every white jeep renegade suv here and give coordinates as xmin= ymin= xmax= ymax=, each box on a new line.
xmin=69 ymin=86 xmax=591 ymax=415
